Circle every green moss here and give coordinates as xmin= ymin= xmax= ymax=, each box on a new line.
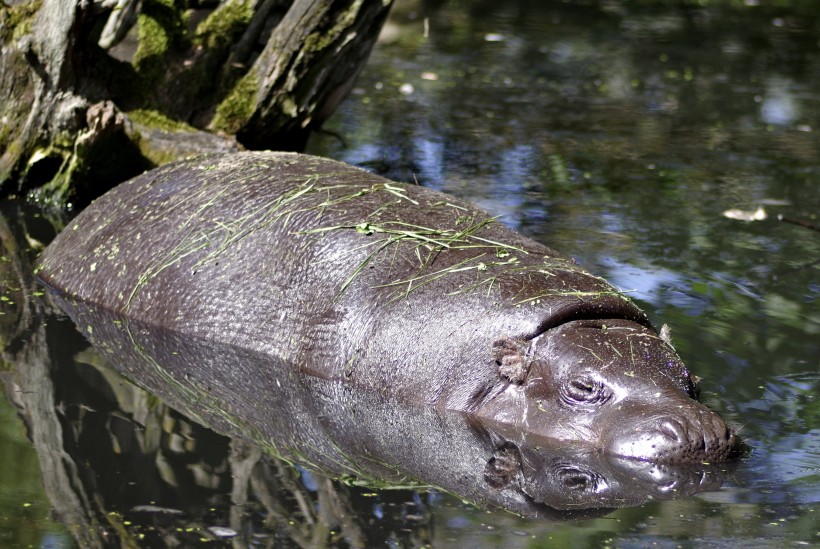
xmin=133 ymin=13 xmax=168 ymax=69
xmin=0 ymin=0 xmax=42 ymax=44
xmin=25 ymin=140 xmax=86 ymax=205
xmin=211 ymin=72 xmax=259 ymax=133
xmin=133 ymin=135 xmax=179 ymax=167
xmin=281 ymin=97 xmax=298 ymax=119
xmin=132 ymin=0 xmax=188 ymax=82
xmin=0 ymin=119 xmax=12 ymax=149
xmin=128 ymin=109 xmax=197 ymax=133
xmin=194 ymin=0 xmax=254 ymax=50
xmin=25 ymin=117 xmax=150 ymax=205
xmin=128 ymin=110 xmax=203 ymax=166
xmin=301 ymin=1 xmax=362 ymax=54
xmin=0 ymin=136 xmax=22 ymax=176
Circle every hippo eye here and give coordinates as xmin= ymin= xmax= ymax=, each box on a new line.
xmin=561 ymin=377 xmax=609 ymax=406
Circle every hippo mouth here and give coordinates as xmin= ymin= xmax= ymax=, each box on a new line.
xmin=607 ymin=407 xmax=745 ymax=464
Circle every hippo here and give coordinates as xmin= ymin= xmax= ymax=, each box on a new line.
xmin=46 ymin=303 xmax=738 ymax=519
xmin=35 ymin=151 xmax=743 ymax=467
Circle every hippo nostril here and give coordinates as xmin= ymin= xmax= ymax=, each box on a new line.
xmin=554 ymin=464 xmax=605 ymax=493
xmin=609 ymin=413 xmax=742 ymax=464
xmin=721 ymin=424 xmax=736 ymax=446
xmin=658 ymin=419 xmax=685 ymax=443
xmin=564 ymin=471 xmax=593 ymax=491
xmin=703 ymin=413 xmax=735 ymax=448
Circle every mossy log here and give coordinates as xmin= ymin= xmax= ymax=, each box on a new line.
xmin=0 ymin=0 xmax=393 ymax=206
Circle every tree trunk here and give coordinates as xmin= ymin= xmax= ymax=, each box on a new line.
xmin=0 ymin=0 xmax=393 ymax=206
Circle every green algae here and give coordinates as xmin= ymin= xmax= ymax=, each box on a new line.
xmin=123 ymin=176 xmax=432 ymax=309
xmin=120 ymin=168 xmax=619 ymax=311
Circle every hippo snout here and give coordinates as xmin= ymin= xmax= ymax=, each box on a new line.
xmin=607 ymin=406 xmax=742 ymax=464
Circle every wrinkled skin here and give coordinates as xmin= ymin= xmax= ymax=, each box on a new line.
xmin=35 ymin=151 xmax=743 ymax=465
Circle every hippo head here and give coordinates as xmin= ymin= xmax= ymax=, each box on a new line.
xmin=479 ymin=319 xmax=742 ymax=464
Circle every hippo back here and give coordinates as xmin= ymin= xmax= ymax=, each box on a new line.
xmin=36 ymin=152 xmax=648 ymax=410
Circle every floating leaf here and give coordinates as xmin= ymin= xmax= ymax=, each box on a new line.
xmin=722 ymin=206 xmax=767 ymax=222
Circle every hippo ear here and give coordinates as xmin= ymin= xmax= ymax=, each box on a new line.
xmin=492 ymin=338 xmax=531 ymax=384
xmin=689 ymin=374 xmax=702 ymax=399
xmin=659 ymin=324 xmax=673 ymax=347
xmin=659 ymin=324 xmax=703 ymax=398
xmin=484 ymin=443 xmax=522 ymax=489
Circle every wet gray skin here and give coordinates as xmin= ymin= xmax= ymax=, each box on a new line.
xmin=40 ymin=298 xmax=739 ymax=519
xmin=479 ymin=319 xmax=740 ymax=464
xmin=35 ymin=151 xmax=743 ymax=468
xmin=484 ymin=436 xmax=733 ymax=514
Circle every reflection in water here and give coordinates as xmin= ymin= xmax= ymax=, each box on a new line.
xmin=0 ymin=197 xmax=738 ymax=546
xmin=0 ymin=195 xmax=742 ymax=545
xmin=760 ymin=77 xmax=799 ymax=127
xmin=0 ymin=0 xmax=818 ymax=546
xmin=49 ymin=294 xmax=737 ymax=534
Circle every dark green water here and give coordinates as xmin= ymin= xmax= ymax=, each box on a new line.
xmin=0 ymin=1 xmax=817 ymax=547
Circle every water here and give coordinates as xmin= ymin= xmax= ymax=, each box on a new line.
xmin=1 ymin=1 xmax=818 ymax=547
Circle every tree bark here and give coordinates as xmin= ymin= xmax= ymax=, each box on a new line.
xmin=0 ymin=0 xmax=393 ymax=206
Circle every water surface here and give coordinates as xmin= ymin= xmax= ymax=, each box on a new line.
xmin=0 ymin=1 xmax=817 ymax=547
